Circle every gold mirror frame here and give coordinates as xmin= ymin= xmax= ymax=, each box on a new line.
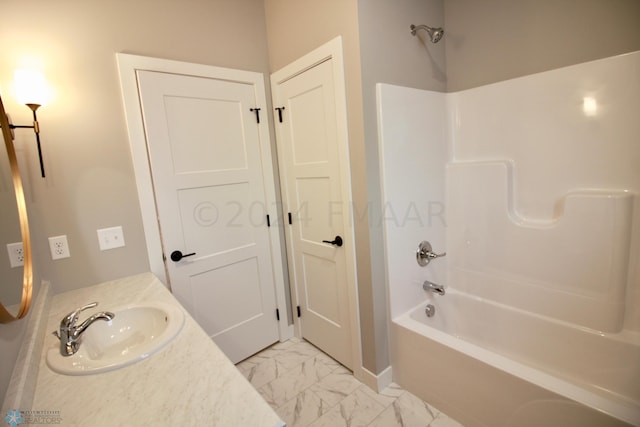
xmin=0 ymin=94 xmax=33 ymax=323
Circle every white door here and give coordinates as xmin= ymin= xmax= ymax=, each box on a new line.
xmin=272 ymin=51 xmax=356 ymax=369
xmin=136 ymin=70 xmax=280 ymax=363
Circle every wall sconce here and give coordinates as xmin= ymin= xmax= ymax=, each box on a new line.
xmin=0 ymin=69 xmax=48 ymax=177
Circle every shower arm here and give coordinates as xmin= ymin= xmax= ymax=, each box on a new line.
xmin=410 ymin=24 xmax=431 ymax=36
xmin=410 ymin=23 xmax=444 ymax=43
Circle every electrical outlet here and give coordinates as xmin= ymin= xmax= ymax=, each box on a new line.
xmin=6 ymin=242 xmax=24 ymax=268
xmin=49 ymin=235 xmax=70 ymax=260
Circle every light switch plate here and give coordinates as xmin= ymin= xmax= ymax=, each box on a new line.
xmin=97 ymin=226 xmax=125 ymax=251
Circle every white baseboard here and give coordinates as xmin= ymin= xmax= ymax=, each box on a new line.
xmin=355 ymin=365 xmax=393 ymax=393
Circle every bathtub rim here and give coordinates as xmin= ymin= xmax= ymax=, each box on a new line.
xmin=411 ymin=288 xmax=640 ymax=345
xmin=394 ymin=296 xmax=640 ymax=426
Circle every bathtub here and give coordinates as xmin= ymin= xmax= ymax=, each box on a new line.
xmin=391 ymin=289 xmax=640 ymax=427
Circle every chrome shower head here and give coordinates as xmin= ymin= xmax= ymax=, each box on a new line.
xmin=429 ymin=27 xmax=444 ymax=43
xmin=410 ymin=24 xmax=444 ymax=43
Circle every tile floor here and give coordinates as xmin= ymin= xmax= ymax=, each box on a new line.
xmin=236 ymin=337 xmax=463 ymax=427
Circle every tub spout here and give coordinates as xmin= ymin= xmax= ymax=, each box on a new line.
xmin=423 ymin=280 xmax=445 ymax=296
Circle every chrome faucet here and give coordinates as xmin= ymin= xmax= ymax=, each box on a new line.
xmin=416 ymin=241 xmax=446 ymax=266
xmin=423 ymin=280 xmax=445 ymax=296
xmin=53 ymin=302 xmax=114 ymax=356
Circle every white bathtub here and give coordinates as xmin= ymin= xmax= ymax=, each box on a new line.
xmin=391 ymin=289 xmax=640 ymax=426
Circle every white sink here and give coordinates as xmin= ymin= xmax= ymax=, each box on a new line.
xmin=46 ymin=302 xmax=184 ymax=375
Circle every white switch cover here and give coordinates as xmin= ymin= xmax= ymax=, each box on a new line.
xmin=49 ymin=235 xmax=71 ymax=260
xmin=7 ymin=242 xmax=24 ymax=268
xmin=97 ymin=226 xmax=125 ymax=251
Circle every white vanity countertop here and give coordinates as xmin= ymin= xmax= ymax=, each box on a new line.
xmin=33 ymin=273 xmax=284 ymax=427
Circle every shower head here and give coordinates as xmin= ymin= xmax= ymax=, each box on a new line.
xmin=410 ymin=24 xmax=444 ymax=43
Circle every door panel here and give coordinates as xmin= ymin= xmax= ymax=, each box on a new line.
xmin=274 ymin=59 xmax=353 ymax=368
xmin=296 ymin=177 xmax=332 ymax=243
xmin=163 ymin=95 xmax=248 ymax=172
xmin=303 ymin=253 xmax=340 ymax=325
xmin=289 ymin=87 xmax=330 ymax=164
xmin=190 ymin=257 xmax=263 ymax=332
xmin=178 ymin=183 xmax=255 ymax=255
xmin=137 ymin=70 xmax=279 ymax=363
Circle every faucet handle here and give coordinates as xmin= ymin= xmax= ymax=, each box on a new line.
xmin=416 ymin=241 xmax=446 ymax=266
xmin=62 ymin=302 xmax=99 ymax=327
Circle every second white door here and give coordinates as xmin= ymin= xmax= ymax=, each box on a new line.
xmin=272 ymin=47 xmax=356 ymax=369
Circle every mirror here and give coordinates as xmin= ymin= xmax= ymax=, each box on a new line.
xmin=0 ymin=94 xmax=33 ymax=322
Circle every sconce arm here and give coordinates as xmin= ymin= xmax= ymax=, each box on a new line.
xmin=0 ymin=103 xmax=45 ymax=177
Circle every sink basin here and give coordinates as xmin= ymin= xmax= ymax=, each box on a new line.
xmin=47 ymin=302 xmax=184 ymax=375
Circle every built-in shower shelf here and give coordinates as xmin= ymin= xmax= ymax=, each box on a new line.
xmin=447 ymin=160 xmax=633 ymax=332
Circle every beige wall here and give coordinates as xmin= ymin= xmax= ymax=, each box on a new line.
xmin=358 ymin=0 xmax=447 ymax=374
xmin=264 ymin=0 xmax=380 ymax=372
xmin=444 ymin=0 xmax=640 ymax=91
xmin=0 ymin=0 xmax=272 ymax=295
xmin=359 ymin=0 xmax=447 ymax=92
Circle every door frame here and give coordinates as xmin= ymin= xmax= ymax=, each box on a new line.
xmin=117 ymin=53 xmax=293 ymax=339
xmin=270 ymin=37 xmax=363 ymax=377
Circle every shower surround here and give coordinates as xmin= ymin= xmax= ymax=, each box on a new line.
xmin=378 ymin=51 xmax=640 ymax=426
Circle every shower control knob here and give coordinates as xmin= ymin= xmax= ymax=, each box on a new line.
xmin=416 ymin=241 xmax=446 ymax=266
xmin=170 ymin=250 xmax=196 ymax=262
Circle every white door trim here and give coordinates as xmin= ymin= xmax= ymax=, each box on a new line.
xmin=116 ymin=53 xmax=292 ymax=339
xmin=270 ymin=37 xmax=363 ymax=378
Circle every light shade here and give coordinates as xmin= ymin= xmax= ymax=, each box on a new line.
xmin=14 ymin=69 xmax=49 ymax=106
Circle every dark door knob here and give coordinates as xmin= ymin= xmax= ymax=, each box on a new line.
xmin=322 ymin=236 xmax=343 ymax=247
xmin=170 ymin=250 xmax=196 ymax=262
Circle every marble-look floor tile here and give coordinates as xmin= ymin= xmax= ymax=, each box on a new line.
xmin=259 ymin=354 xmax=336 ymax=408
xmin=239 ymin=337 xmax=307 ymax=365
xmin=276 ymin=388 xmax=331 ymax=427
xmin=312 ymin=350 xmax=341 ymax=370
xmin=237 ymin=338 xmax=318 ymax=380
xmin=242 ymin=339 xmax=463 ymax=427
xmin=368 ymin=400 xmax=434 ymax=427
xmin=271 ymin=337 xmax=301 ymax=349
xmin=309 ymin=386 xmax=385 ymax=427
xmin=357 ymin=382 xmax=403 ymax=408
xmin=379 ymin=382 xmax=406 ymax=401
xmin=308 ymin=369 xmax=363 ymax=406
xmin=237 ymin=358 xmax=280 ymax=389
xmin=395 ymin=391 xmax=439 ymax=420
xmin=238 ymin=349 xmax=281 ymax=367
xmin=368 ymin=390 xmax=464 ymax=427
xmin=429 ymin=413 xmax=464 ymax=427
xmin=273 ymin=341 xmax=323 ymax=371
